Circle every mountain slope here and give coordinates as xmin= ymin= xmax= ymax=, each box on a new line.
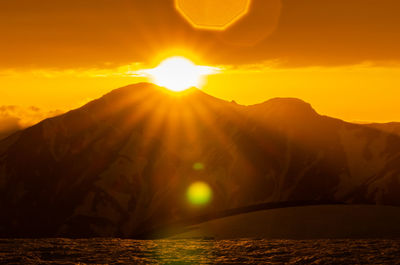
xmin=366 ymin=122 xmax=400 ymax=137
xmin=1 ymin=83 xmax=400 ymax=238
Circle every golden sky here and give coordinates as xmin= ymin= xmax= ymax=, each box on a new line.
xmin=1 ymin=0 xmax=400 ymax=130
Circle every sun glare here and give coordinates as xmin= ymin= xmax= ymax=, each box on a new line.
xmin=142 ymin=57 xmax=217 ymax=92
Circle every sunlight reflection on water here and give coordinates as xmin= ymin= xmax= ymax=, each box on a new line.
xmin=1 ymin=238 xmax=400 ymax=264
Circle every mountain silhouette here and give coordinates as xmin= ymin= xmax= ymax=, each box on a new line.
xmin=366 ymin=122 xmax=400 ymax=137
xmin=1 ymin=83 xmax=400 ymax=238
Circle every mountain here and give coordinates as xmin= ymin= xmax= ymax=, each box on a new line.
xmin=1 ymin=83 xmax=400 ymax=238
xmin=365 ymin=122 xmax=400 ymax=137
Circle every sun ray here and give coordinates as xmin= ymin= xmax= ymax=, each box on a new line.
xmin=189 ymin=97 xmax=257 ymax=175
xmin=139 ymin=99 xmax=170 ymax=151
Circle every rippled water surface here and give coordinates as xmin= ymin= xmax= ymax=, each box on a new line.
xmin=1 ymin=238 xmax=400 ymax=264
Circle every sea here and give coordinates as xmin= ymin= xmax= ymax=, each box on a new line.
xmin=1 ymin=238 xmax=400 ymax=264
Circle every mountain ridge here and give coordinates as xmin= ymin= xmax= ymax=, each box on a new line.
xmin=1 ymin=83 xmax=400 ymax=238
xmin=0 ymin=84 xmax=321 ymax=143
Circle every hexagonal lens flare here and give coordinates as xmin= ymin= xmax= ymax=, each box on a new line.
xmin=175 ymin=0 xmax=251 ymax=31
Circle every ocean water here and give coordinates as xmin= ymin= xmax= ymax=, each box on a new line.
xmin=1 ymin=238 xmax=400 ymax=264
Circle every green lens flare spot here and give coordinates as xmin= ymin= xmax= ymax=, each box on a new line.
xmin=187 ymin=181 xmax=212 ymax=205
xmin=193 ymin=162 xmax=205 ymax=171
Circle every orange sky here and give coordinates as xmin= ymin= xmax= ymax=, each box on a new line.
xmin=1 ymin=0 xmax=400 ymax=129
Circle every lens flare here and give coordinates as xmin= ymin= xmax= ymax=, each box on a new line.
xmin=187 ymin=181 xmax=212 ymax=205
xmin=175 ymin=0 xmax=251 ymax=30
xmin=193 ymin=162 xmax=205 ymax=171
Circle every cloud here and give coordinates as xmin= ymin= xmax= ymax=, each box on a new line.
xmin=0 ymin=106 xmax=62 ymax=140
xmin=0 ymin=0 xmax=399 ymax=68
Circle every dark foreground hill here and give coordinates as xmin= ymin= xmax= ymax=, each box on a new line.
xmin=1 ymin=83 xmax=400 ymax=238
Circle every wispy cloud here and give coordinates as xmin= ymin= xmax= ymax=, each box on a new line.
xmin=0 ymin=63 xmax=147 ymax=79
xmin=0 ymin=106 xmax=63 ymax=140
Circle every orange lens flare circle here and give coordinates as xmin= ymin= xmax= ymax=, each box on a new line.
xmin=175 ymin=0 xmax=251 ymax=31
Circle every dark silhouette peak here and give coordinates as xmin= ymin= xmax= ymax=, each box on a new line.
xmin=265 ymin=97 xmax=308 ymax=104
xmin=76 ymin=83 xmax=317 ymax=120
xmin=95 ymin=83 xmax=233 ymax=111
xmin=264 ymin=98 xmax=316 ymax=112
xmin=99 ymin=83 xmax=205 ymax=102
xmin=99 ymin=82 xmax=161 ymax=99
xmin=250 ymin=97 xmax=318 ymax=118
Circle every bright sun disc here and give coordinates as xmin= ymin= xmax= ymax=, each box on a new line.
xmin=143 ymin=57 xmax=217 ymax=92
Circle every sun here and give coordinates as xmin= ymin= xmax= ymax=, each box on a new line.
xmin=142 ymin=56 xmax=217 ymax=92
